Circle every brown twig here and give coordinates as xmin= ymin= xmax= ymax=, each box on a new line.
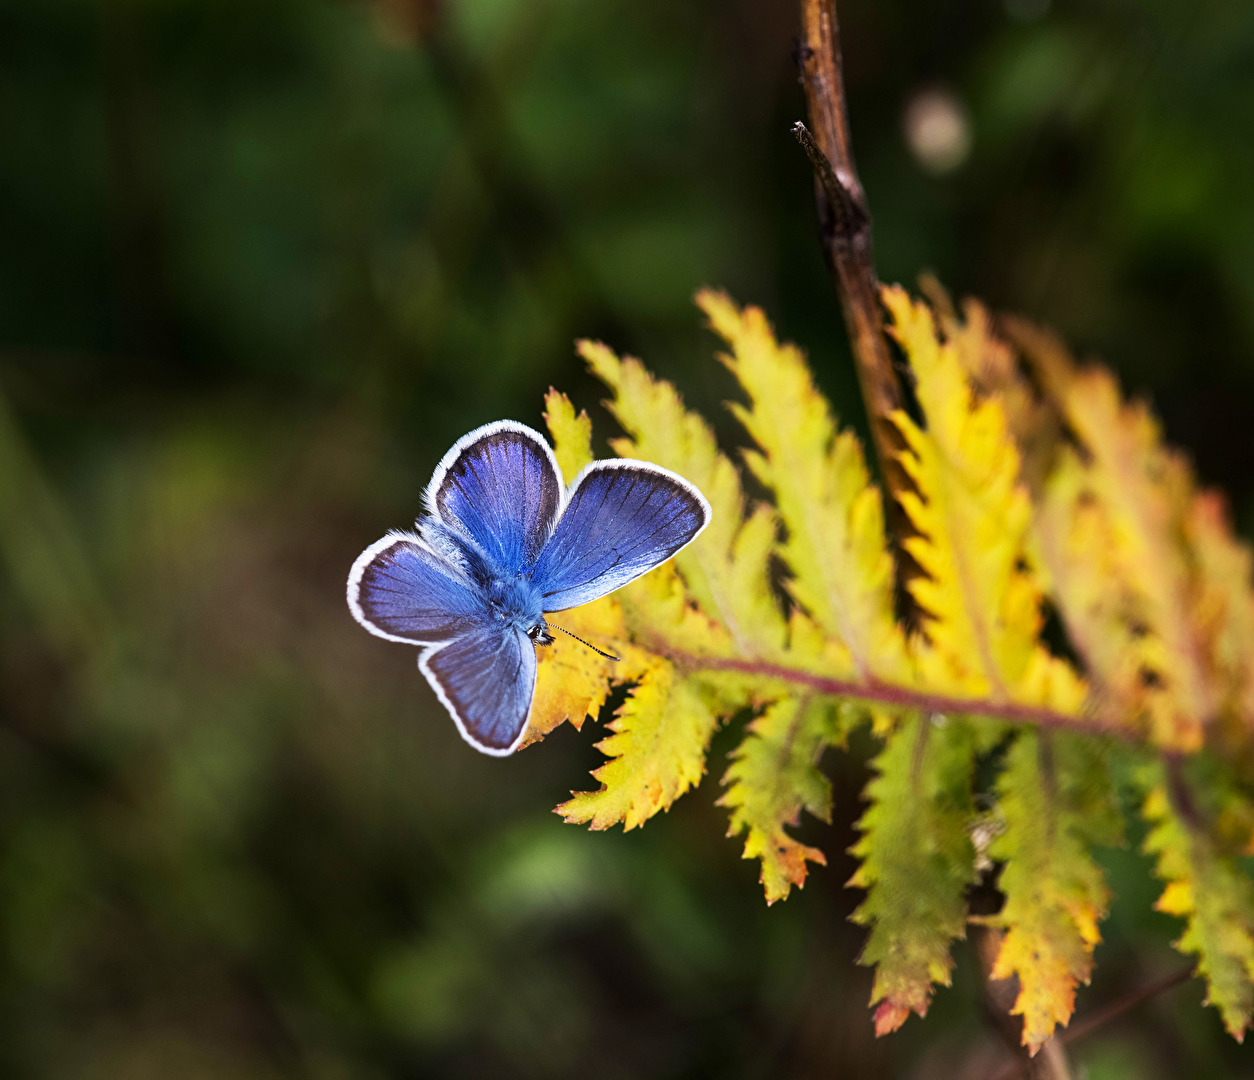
xmin=795 ymin=0 xmax=903 ymax=469
xmin=1163 ymin=752 xmax=1202 ymax=830
xmin=795 ymin=0 xmax=924 ymax=625
xmin=791 ymin=121 xmax=864 ymax=240
xmin=987 ymin=966 xmax=1195 ymax=1080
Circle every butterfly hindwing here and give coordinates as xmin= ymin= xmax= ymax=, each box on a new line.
xmin=419 ymin=624 xmax=537 ymax=756
xmin=426 ymin=421 xmax=562 ymax=573
xmin=347 ymin=533 xmax=487 ymax=644
xmin=532 ymin=460 xmax=711 ymax=612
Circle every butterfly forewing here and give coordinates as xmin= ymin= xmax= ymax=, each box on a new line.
xmin=533 ymin=461 xmax=711 ymax=612
xmin=419 ymin=625 xmax=537 ymax=755
xmin=426 ymin=421 xmax=562 ymax=573
xmin=348 ymin=534 xmax=486 ymax=644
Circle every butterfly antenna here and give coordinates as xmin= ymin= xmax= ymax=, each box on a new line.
xmin=548 ymin=623 xmax=620 ymax=662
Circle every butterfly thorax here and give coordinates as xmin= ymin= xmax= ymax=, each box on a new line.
xmin=481 ymin=571 xmax=549 ymax=643
xmin=428 ymin=521 xmax=550 ymax=644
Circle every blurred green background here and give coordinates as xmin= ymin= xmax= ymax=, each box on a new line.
xmin=2 ymin=0 xmax=1254 ymax=1076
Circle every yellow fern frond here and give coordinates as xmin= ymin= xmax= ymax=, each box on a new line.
xmin=698 ymin=289 xmax=907 ymax=683
xmin=1188 ymin=492 xmax=1254 ymax=737
xmin=523 ymin=390 xmax=620 ymax=747
xmin=984 ymin=731 xmax=1118 ymax=1053
xmin=1065 ymin=373 xmax=1212 ymax=751
xmin=543 ymin=388 xmax=594 ymax=481
xmin=577 ymin=339 xmax=786 ymax=659
xmin=882 ymin=286 xmax=1085 ymax=713
xmin=528 ymin=283 xmax=1254 ymax=1052
xmin=926 ymin=287 xmax=1061 ymax=496
xmin=1037 ymin=369 xmax=1211 ymax=750
xmin=719 ymin=697 xmax=834 ymax=904
xmin=999 ymin=320 xmax=1250 ymax=751
xmin=548 ymin=361 xmax=768 ymax=827
xmin=526 ymin=597 xmax=632 ymax=747
xmin=616 ymin=561 xmax=739 ymax=669
xmin=557 ymin=657 xmax=719 ymax=831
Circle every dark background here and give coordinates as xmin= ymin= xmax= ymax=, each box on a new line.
xmin=2 ymin=0 xmax=1253 ymax=1076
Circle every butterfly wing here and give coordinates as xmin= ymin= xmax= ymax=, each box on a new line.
xmin=532 ymin=460 xmax=711 ymax=612
xmin=419 ymin=624 xmax=537 ymax=755
xmin=425 ymin=421 xmax=562 ymax=572
xmin=348 ymin=532 xmax=486 ymax=644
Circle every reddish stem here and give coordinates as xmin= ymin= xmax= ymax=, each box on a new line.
xmin=666 ymin=651 xmax=1131 ymax=741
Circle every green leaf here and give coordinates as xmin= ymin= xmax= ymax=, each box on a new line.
xmin=848 ymin=714 xmax=978 ymax=1034
xmin=984 ymin=731 xmax=1119 ymax=1052
xmin=719 ymin=697 xmax=836 ymax=904
xmin=1142 ymin=773 xmax=1254 ymax=1040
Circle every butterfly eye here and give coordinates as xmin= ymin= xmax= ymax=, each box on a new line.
xmin=527 ymin=624 xmax=554 ymax=646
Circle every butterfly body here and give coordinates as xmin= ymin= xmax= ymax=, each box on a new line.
xmin=348 ymin=420 xmax=710 ymax=756
xmin=425 ymin=521 xmax=548 ymax=636
xmin=483 ymin=573 xmax=548 ymax=637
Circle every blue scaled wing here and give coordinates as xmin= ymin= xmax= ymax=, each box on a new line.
xmin=419 ymin=624 xmax=537 ymax=756
xmin=347 ymin=532 xmax=486 ymax=644
xmin=532 ymin=460 xmax=712 ymax=612
xmin=425 ymin=421 xmax=562 ymax=573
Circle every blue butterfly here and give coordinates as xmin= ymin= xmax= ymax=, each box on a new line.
xmin=347 ymin=421 xmax=712 ymax=756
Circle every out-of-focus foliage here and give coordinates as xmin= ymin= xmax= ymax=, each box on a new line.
xmin=3 ymin=0 xmax=1254 ymax=1076
xmin=1142 ymin=775 xmax=1254 ymax=1043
